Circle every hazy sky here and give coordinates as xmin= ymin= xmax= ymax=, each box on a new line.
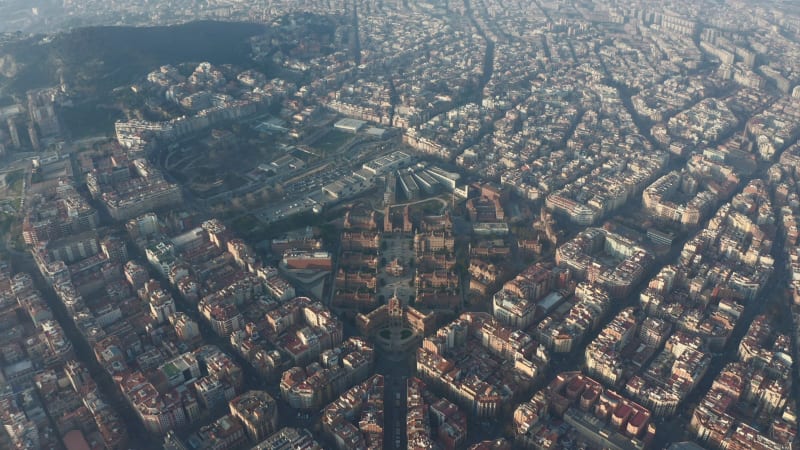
xmin=0 ymin=0 xmax=65 ymax=33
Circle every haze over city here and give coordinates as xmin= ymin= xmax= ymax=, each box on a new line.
xmin=0 ymin=0 xmax=799 ymax=449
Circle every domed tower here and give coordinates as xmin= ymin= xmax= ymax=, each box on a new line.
xmin=388 ymin=289 xmax=403 ymax=329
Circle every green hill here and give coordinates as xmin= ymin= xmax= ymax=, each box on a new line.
xmin=0 ymin=20 xmax=268 ymax=97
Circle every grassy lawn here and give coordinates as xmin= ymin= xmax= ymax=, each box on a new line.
xmin=169 ymin=171 xmax=188 ymax=184
xmin=223 ymin=174 xmax=249 ymax=190
xmin=410 ymin=198 xmax=445 ymax=216
xmin=192 ymin=166 xmax=223 ymax=184
xmin=0 ymin=213 xmax=14 ymax=237
xmin=4 ymin=170 xmax=24 ymax=195
xmin=312 ymin=129 xmax=353 ymax=154
xmin=0 ymin=216 xmax=24 ymax=251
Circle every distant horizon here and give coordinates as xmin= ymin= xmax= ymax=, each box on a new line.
xmin=4 ymin=0 xmax=798 ymax=34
